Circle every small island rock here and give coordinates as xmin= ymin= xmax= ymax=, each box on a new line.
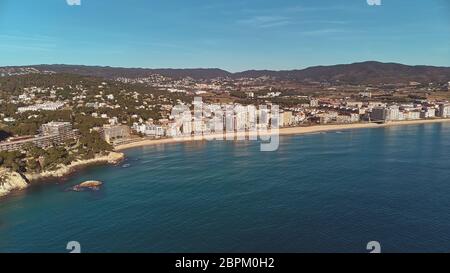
xmin=71 ymin=180 xmax=103 ymax=192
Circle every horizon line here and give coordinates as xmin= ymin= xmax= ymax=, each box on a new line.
xmin=2 ymin=60 xmax=450 ymax=74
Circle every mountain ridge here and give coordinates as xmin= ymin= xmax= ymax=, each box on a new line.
xmin=2 ymin=61 xmax=450 ymax=84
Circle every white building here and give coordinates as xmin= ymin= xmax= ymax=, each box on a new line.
xmin=405 ymin=111 xmax=421 ymax=120
xmin=133 ymin=122 xmax=165 ymax=137
xmin=109 ymin=117 xmax=119 ymax=125
xmin=3 ymin=117 xmax=16 ymax=122
xmin=386 ymin=105 xmax=400 ymax=121
xmin=350 ymin=113 xmax=360 ymax=123
xmin=209 ymin=116 xmax=224 ymax=133
xmin=18 ymin=102 xmax=65 ymax=113
xmin=439 ymin=103 xmax=450 ymax=118
xmin=420 ymin=108 xmax=436 ymax=119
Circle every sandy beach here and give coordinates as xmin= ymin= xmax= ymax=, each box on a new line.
xmin=115 ymin=118 xmax=450 ymax=151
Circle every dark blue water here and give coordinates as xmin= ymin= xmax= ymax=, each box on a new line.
xmin=1 ymin=123 xmax=450 ymax=253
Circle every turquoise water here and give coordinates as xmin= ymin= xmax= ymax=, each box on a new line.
xmin=1 ymin=123 xmax=450 ymax=253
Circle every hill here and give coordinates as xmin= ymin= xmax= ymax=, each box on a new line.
xmin=2 ymin=61 xmax=450 ymax=84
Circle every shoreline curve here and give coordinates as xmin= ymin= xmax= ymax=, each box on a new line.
xmin=115 ymin=118 xmax=450 ymax=151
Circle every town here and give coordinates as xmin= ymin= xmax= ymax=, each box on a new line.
xmin=0 ymin=66 xmax=449 ymax=173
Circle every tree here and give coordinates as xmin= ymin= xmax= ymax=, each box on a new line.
xmin=43 ymin=147 xmax=71 ymax=169
xmin=23 ymin=143 xmax=46 ymax=157
xmin=79 ymin=131 xmax=112 ymax=154
xmin=26 ymin=158 xmax=40 ymax=172
xmin=0 ymin=151 xmax=26 ymax=172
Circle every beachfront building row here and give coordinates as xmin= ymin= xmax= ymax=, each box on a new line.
xmin=314 ymin=112 xmax=360 ymax=124
xmin=370 ymin=103 xmax=450 ymax=122
xmin=99 ymin=101 xmax=450 ymax=145
xmin=126 ymin=108 xmax=279 ymax=140
xmin=132 ymin=123 xmax=165 ymax=138
xmin=0 ymin=122 xmax=78 ymax=152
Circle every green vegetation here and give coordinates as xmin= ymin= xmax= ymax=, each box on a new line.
xmin=0 ymin=73 xmax=192 ymax=135
xmin=78 ymin=130 xmax=113 ymax=157
xmin=0 ymin=74 xmax=130 ymax=173
xmin=2 ymin=110 xmax=72 ymax=136
xmin=0 ymin=130 xmax=113 ymax=173
xmin=0 ymin=151 xmax=25 ymax=172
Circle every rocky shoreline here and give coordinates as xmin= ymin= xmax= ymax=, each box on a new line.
xmin=0 ymin=170 xmax=29 ymax=197
xmin=0 ymin=151 xmax=124 ymax=197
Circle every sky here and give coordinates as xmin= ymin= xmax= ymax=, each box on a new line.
xmin=0 ymin=0 xmax=449 ymax=72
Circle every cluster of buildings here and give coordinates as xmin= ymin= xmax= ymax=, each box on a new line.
xmin=126 ymin=103 xmax=297 ymax=140
xmin=301 ymin=99 xmax=450 ymax=124
xmin=115 ymin=73 xmax=280 ymax=97
xmin=95 ymin=104 xmax=288 ymax=145
xmin=0 ymin=67 xmax=50 ymax=77
xmin=369 ymin=103 xmax=450 ymax=122
xmin=0 ymin=122 xmax=78 ymax=152
xmin=18 ymin=102 xmax=65 ymax=113
xmin=132 ymin=122 xmax=165 ymax=138
xmin=2 ymin=69 xmax=450 ymax=151
xmin=95 ymin=97 xmax=450 ymax=146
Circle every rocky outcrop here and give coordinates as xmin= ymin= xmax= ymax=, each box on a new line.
xmin=25 ymin=152 xmax=125 ymax=181
xmin=0 ymin=152 xmax=124 ymax=197
xmin=0 ymin=169 xmax=30 ymax=197
xmin=70 ymin=180 xmax=103 ymax=192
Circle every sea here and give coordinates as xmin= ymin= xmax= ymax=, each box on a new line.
xmin=1 ymin=123 xmax=450 ymax=253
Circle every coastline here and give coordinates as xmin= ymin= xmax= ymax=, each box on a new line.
xmin=115 ymin=118 xmax=450 ymax=151
xmin=25 ymin=151 xmax=125 ymax=182
xmin=2 ymin=118 xmax=449 ymax=197
xmin=0 ymin=151 xmax=124 ymax=197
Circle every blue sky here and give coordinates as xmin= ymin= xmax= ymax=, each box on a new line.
xmin=0 ymin=0 xmax=449 ymax=71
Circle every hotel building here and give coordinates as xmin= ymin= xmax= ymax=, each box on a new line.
xmin=0 ymin=122 xmax=78 ymax=152
xmin=102 ymin=125 xmax=131 ymax=144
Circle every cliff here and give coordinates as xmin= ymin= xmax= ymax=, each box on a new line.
xmin=0 ymin=169 xmax=30 ymax=197
xmin=25 ymin=152 xmax=125 ymax=181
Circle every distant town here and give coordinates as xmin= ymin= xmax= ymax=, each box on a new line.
xmin=0 ymin=63 xmax=449 ymax=175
